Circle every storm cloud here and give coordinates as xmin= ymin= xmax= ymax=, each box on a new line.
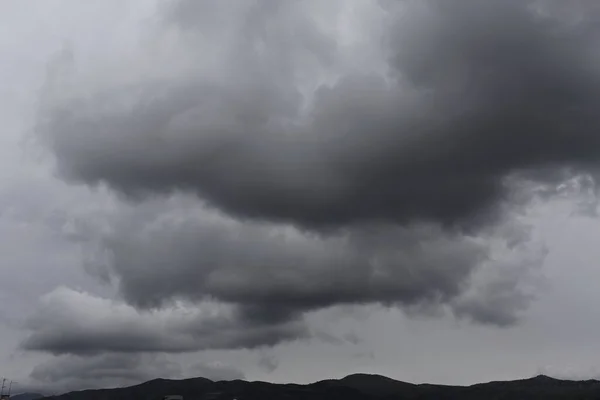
xmin=22 ymin=287 xmax=307 ymax=355
xmin=38 ymin=0 xmax=600 ymax=229
xmin=23 ymin=0 xmax=600 ymax=358
xmin=58 ymin=194 xmax=543 ymax=326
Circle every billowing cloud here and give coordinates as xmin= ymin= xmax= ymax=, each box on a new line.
xmin=20 ymin=200 xmax=543 ymax=356
xmin=66 ymin=195 xmax=544 ymax=326
xmin=37 ymin=0 xmax=600 ymax=230
xmin=21 ymin=287 xmax=307 ymax=355
xmin=24 ymin=0 xmax=599 ymax=360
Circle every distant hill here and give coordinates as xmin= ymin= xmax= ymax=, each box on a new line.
xmin=10 ymin=393 xmax=44 ymax=400
xmin=38 ymin=374 xmax=600 ymax=400
xmin=314 ymin=373 xmax=420 ymax=397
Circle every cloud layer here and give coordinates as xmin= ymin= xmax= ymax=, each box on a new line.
xmin=38 ymin=0 xmax=600 ymax=229
xmin=22 ymin=287 xmax=307 ymax=355
xmin=24 ymin=0 xmax=600 ymax=362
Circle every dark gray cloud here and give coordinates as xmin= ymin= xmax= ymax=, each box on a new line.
xmin=28 ymin=353 xmax=182 ymax=394
xmin=21 ymin=287 xmax=307 ymax=355
xmin=20 ymin=205 xmax=542 ymax=356
xmin=64 ymin=195 xmax=542 ymax=328
xmin=107 ymin=205 xmax=480 ymax=310
xmin=37 ymin=0 xmax=600 ymax=230
xmin=27 ymin=0 xmax=594 ymax=358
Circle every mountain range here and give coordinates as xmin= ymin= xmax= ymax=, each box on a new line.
xmin=35 ymin=373 xmax=600 ymax=400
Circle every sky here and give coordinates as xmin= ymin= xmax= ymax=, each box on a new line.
xmin=3 ymin=0 xmax=600 ymax=394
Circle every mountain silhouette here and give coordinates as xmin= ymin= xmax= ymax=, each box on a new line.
xmin=39 ymin=374 xmax=600 ymax=400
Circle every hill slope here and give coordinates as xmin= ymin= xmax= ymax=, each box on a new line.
xmin=10 ymin=394 xmax=44 ymax=400
xmin=39 ymin=374 xmax=600 ymax=400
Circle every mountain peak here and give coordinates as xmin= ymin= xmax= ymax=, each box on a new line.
xmin=342 ymin=373 xmax=394 ymax=381
xmin=337 ymin=373 xmax=416 ymax=397
xmin=530 ymin=374 xmax=559 ymax=382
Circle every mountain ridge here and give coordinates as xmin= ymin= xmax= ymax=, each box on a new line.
xmin=10 ymin=394 xmax=44 ymax=400
xmin=39 ymin=373 xmax=600 ymax=400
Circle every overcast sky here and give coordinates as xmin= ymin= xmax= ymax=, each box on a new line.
xmin=3 ymin=0 xmax=600 ymax=394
